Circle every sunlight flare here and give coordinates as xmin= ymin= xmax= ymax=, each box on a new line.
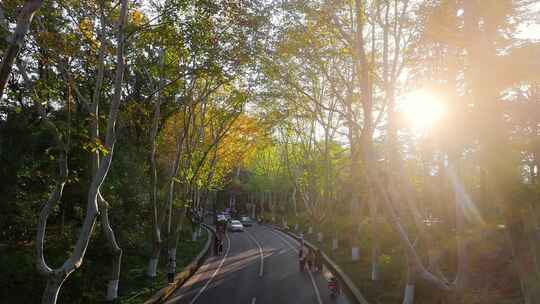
xmin=401 ymin=90 xmax=446 ymax=130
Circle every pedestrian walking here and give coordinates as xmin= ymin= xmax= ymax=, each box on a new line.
xmin=315 ymin=249 xmax=323 ymax=272
xmin=307 ymin=249 xmax=315 ymax=271
xmin=218 ymin=239 xmax=223 ymax=255
xmin=217 ymin=224 xmax=225 ymax=240
xmin=299 ymin=246 xmax=306 ymax=271
xmin=214 ymin=234 xmax=220 ymax=255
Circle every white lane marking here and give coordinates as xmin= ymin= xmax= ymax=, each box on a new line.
xmin=268 ymin=229 xmax=324 ymax=304
xmin=308 ymin=267 xmax=323 ymax=304
xmin=246 ymin=229 xmax=264 ymax=277
xmin=189 ymin=232 xmax=231 ymax=304
xmin=251 ymin=297 xmax=257 ymax=304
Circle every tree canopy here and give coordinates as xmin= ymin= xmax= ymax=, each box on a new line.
xmin=1 ymin=0 xmax=540 ymax=303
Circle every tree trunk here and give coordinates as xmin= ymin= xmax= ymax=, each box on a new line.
xmin=402 ymin=255 xmax=416 ymax=304
xmin=167 ymin=208 xmax=186 ymax=282
xmin=167 ymin=245 xmax=177 ymax=282
xmin=368 ymin=189 xmax=380 ymax=281
xmin=165 ymin=135 xmax=186 ymax=282
xmin=147 ymin=48 xmax=166 ymax=278
xmin=351 ymin=247 xmax=359 ymax=261
xmin=292 ymin=186 xmax=297 ymax=215
xmin=0 ymin=6 xmax=8 ymax=31
xmin=354 ymin=0 xmax=380 ymax=280
xmin=0 ymin=0 xmax=44 ymax=98
xmin=506 ymin=209 xmax=540 ymax=304
xmin=453 ymin=174 xmax=470 ymax=292
xmin=37 ymin=1 xmax=128 ymax=302
xmin=147 ymin=245 xmax=160 ymax=278
xmin=375 ymin=176 xmax=451 ymax=291
xmin=99 ymin=194 xmax=122 ymax=301
xmin=94 ymin=1 xmax=128 ymax=298
xmin=403 ymin=241 xmax=418 ymax=304
xmin=41 ymin=273 xmax=67 ymax=304
xmin=260 ymin=192 xmax=264 ymax=215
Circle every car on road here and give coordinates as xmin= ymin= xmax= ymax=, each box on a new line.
xmin=239 ymin=216 xmax=253 ymax=227
xmin=228 ymin=220 xmax=244 ymax=232
xmin=216 ymin=214 xmax=227 ymax=222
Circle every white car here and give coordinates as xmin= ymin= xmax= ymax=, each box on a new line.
xmin=228 ymin=220 xmax=244 ymax=232
xmin=240 ymin=216 xmax=253 ymax=227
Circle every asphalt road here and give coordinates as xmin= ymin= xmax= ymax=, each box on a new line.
xmin=164 ymin=224 xmax=350 ymax=304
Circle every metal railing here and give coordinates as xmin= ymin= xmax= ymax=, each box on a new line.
xmin=271 ymin=225 xmax=370 ymax=304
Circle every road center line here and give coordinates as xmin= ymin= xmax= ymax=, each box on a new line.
xmin=268 ymin=228 xmax=324 ymax=304
xmin=251 ymin=297 xmax=257 ymax=304
xmin=189 ymin=232 xmax=231 ymax=304
xmin=246 ymin=229 xmax=264 ymax=277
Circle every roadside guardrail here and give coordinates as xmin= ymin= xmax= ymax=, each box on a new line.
xmin=270 ymin=225 xmax=370 ymax=304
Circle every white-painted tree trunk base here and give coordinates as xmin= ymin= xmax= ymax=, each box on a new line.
xmin=352 ymin=247 xmax=359 ymax=261
xmin=106 ymin=279 xmax=119 ymax=301
xmin=317 ymin=233 xmax=323 ymax=242
xmin=402 ymin=284 xmax=415 ymax=304
xmin=192 ymin=231 xmax=197 ymax=241
xmin=308 ymin=227 xmax=313 ymax=234
xmin=332 ymin=239 xmax=338 ymax=250
xmin=147 ymin=258 xmax=158 ymax=278
xmin=197 ymin=226 xmax=202 ymax=237
xmin=371 ymin=266 xmax=379 ymax=281
xmin=294 ymin=224 xmax=299 ymax=231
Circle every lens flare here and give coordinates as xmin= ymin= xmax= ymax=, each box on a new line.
xmin=401 ymin=90 xmax=445 ymax=130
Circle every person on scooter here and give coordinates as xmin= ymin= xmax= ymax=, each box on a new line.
xmin=328 ymin=276 xmax=340 ymax=298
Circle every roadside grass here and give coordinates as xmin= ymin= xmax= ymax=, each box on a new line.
xmin=118 ymin=229 xmax=208 ymax=304
xmin=0 ymin=226 xmax=207 ymax=304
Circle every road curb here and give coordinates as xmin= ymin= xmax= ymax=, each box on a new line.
xmin=144 ymin=224 xmax=214 ymax=304
xmin=269 ymin=224 xmax=370 ymax=304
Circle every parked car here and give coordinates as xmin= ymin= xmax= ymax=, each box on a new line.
xmin=240 ymin=216 xmax=253 ymax=227
xmin=228 ymin=220 xmax=244 ymax=232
